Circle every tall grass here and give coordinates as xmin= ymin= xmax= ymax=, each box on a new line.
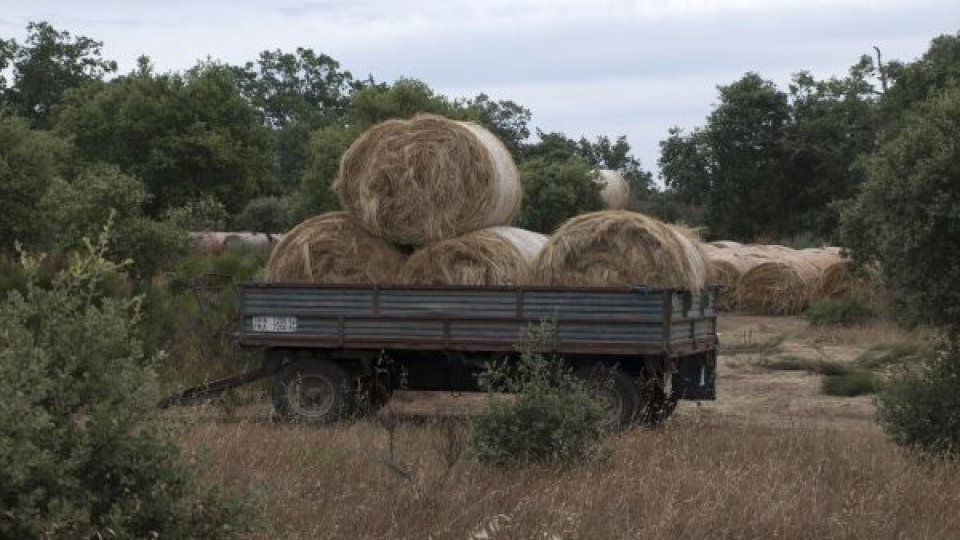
xmin=178 ymin=407 xmax=960 ymax=539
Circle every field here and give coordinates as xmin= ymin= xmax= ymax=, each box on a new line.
xmin=175 ymin=315 xmax=960 ymax=539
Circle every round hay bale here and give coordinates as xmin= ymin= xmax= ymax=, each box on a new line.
xmin=800 ymin=247 xmax=853 ymax=299
xmin=700 ymin=243 xmax=768 ymax=310
xmin=264 ymin=212 xmax=406 ymax=284
xmin=594 ymin=169 xmax=630 ymax=210
xmin=532 ymin=210 xmax=709 ymax=290
xmin=399 ymin=226 xmax=547 ymax=286
xmin=737 ymin=246 xmax=822 ymax=315
xmin=188 ymin=232 xmax=229 ymax=253
xmin=335 ymin=114 xmax=521 ymax=245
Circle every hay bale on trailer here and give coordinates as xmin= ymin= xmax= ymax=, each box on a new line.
xmin=532 ymin=210 xmax=709 ymax=291
xmin=264 ymin=212 xmax=406 ymax=284
xmin=399 ymin=226 xmax=547 ymax=286
xmin=594 ymin=169 xmax=630 ymax=210
xmin=335 ymin=114 xmax=521 ymax=245
xmin=800 ymin=247 xmax=853 ymax=299
xmin=737 ymin=246 xmax=822 ymax=315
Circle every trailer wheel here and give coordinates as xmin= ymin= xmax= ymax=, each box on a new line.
xmin=574 ymin=366 xmax=640 ymax=430
xmin=272 ymin=360 xmax=354 ymax=423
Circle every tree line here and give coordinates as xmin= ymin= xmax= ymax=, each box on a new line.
xmin=1 ymin=21 xmax=959 ymax=325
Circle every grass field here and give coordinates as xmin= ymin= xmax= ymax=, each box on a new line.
xmin=174 ymin=315 xmax=960 ymax=539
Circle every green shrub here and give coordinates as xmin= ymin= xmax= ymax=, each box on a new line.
xmin=877 ymin=338 xmax=960 ymax=458
xmin=856 ymin=342 xmax=933 ymax=369
xmin=0 ymin=232 xmax=256 ymax=537
xmin=469 ymin=323 xmax=606 ymax=467
xmin=803 ymin=295 xmax=878 ymax=326
xmin=822 ymin=370 xmax=881 ymax=396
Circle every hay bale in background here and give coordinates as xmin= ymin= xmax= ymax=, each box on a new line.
xmin=701 ymin=243 xmax=769 ymax=310
xmin=532 ymin=210 xmax=709 ymax=290
xmin=801 ymin=247 xmax=853 ymax=299
xmin=737 ymin=246 xmax=821 ymax=315
xmin=335 ymin=114 xmax=521 ymax=245
xmin=594 ymin=169 xmax=630 ymax=210
xmin=264 ymin=212 xmax=406 ymax=284
xmin=399 ymin=226 xmax=547 ymax=286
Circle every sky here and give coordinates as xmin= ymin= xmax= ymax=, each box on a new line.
xmin=3 ymin=0 xmax=958 ymax=175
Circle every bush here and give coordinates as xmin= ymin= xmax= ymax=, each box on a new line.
xmin=803 ymin=295 xmax=878 ymax=326
xmin=468 ymin=323 xmax=606 ymax=467
xmin=0 ymin=231 xmax=256 ymax=537
xmin=877 ymin=338 xmax=960 ymax=457
xmin=822 ymin=370 xmax=881 ymax=396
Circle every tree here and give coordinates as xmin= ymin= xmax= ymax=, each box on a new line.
xmin=55 ymin=61 xmax=274 ymax=216
xmin=0 ymin=234 xmax=253 ymax=537
xmin=782 ymin=63 xmax=878 ymax=238
xmin=879 ymin=32 xmax=960 ymax=129
xmin=4 ymin=22 xmax=116 ymax=128
xmin=43 ymin=164 xmax=187 ymax=279
xmin=0 ymin=115 xmax=71 ymax=251
xmin=840 ymin=85 xmax=960 ymax=328
xmin=517 ymin=156 xmax=603 ymax=233
xmin=458 ymin=93 xmax=532 ymax=157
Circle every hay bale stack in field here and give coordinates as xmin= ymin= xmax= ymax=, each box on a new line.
xmin=399 ymin=226 xmax=547 ymax=286
xmin=335 ymin=114 xmax=521 ymax=245
xmin=264 ymin=212 xmax=406 ymax=284
xmin=800 ymin=247 xmax=853 ymax=299
xmin=737 ymin=246 xmax=822 ymax=315
xmin=701 ymin=243 xmax=769 ymax=310
xmin=532 ymin=210 xmax=709 ymax=290
xmin=594 ymin=169 xmax=630 ymax=210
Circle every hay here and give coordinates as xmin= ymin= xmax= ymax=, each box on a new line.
xmin=399 ymin=226 xmax=547 ymax=286
xmin=264 ymin=212 xmax=406 ymax=284
xmin=532 ymin=210 xmax=709 ymax=290
xmin=736 ymin=246 xmax=822 ymax=315
xmin=710 ymin=240 xmax=743 ymax=250
xmin=800 ymin=247 xmax=853 ymax=299
xmin=701 ymin=243 xmax=769 ymax=310
xmin=335 ymin=114 xmax=521 ymax=245
xmin=594 ymin=169 xmax=630 ymax=210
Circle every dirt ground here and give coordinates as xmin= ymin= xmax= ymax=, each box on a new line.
xmin=381 ymin=314 xmax=915 ymax=430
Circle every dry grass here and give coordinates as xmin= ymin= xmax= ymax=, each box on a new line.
xmin=335 ymin=114 xmax=521 ymax=245
xmin=178 ymin=407 xmax=960 ymax=540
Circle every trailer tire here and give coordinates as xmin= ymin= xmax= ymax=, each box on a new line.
xmin=574 ymin=366 xmax=640 ymax=430
xmin=272 ymin=360 xmax=355 ymax=423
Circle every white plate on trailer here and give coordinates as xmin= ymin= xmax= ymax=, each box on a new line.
xmin=251 ymin=316 xmax=298 ymax=333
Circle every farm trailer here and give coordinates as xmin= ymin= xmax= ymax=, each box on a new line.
xmin=171 ymin=283 xmax=718 ymax=427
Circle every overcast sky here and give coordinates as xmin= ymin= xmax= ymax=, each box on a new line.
xmin=4 ymin=0 xmax=958 ymax=175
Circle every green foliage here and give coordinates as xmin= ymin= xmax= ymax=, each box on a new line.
xmin=234 ymin=196 xmax=297 ymax=232
xmin=877 ymin=338 xmax=960 ymax=457
xmin=165 ymin=196 xmax=230 ymax=232
xmin=856 ymin=342 xmax=933 ymax=370
xmin=0 ymin=115 xmax=70 ymax=251
xmin=468 ymin=323 xmax=606 ymax=468
xmin=54 ymin=61 xmax=273 ymax=216
xmin=822 ymin=370 xmax=881 ymax=396
xmin=43 ymin=164 xmax=188 ymax=279
xmin=3 ymin=22 xmax=117 ymax=128
xmin=840 ymin=85 xmax=960 ymax=329
xmin=659 ymin=64 xmax=877 ymax=241
xmin=880 ymin=32 xmax=960 ymax=131
xmin=803 ymin=295 xmax=878 ymax=326
xmin=517 ymin=156 xmax=603 ymax=233
xmin=0 ymin=232 xmax=255 ymax=538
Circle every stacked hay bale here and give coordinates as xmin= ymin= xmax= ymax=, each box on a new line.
xmin=533 ymin=210 xmax=709 ymax=291
xmin=399 ymin=226 xmax=547 ymax=286
xmin=800 ymin=247 xmax=852 ymax=299
xmin=701 ymin=243 xmax=768 ymax=310
xmin=264 ymin=212 xmax=406 ymax=284
xmin=737 ymin=246 xmax=821 ymax=315
xmin=334 ymin=114 xmax=521 ymax=245
xmin=265 ymin=114 xmax=535 ymax=285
